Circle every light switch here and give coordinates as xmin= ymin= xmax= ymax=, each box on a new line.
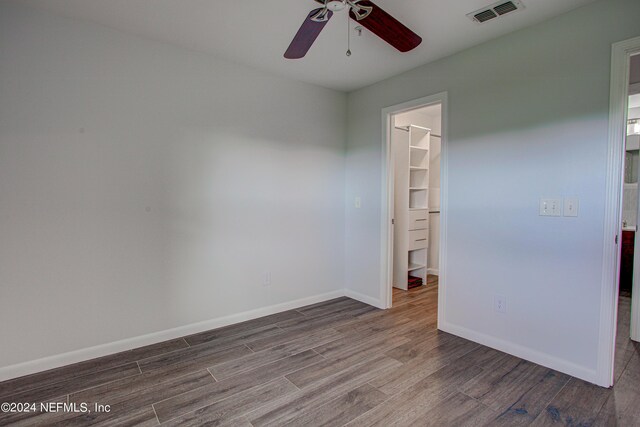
xmin=539 ymin=199 xmax=549 ymax=216
xmin=540 ymin=198 xmax=562 ymax=216
xmin=564 ymin=198 xmax=579 ymax=217
xmin=355 ymin=196 xmax=362 ymax=209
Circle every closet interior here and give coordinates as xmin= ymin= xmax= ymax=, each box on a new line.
xmin=391 ymin=104 xmax=442 ymax=297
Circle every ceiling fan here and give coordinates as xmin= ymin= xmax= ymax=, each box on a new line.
xmin=284 ymin=0 xmax=422 ymax=59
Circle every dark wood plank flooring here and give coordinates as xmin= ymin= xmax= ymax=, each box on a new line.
xmin=0 ymin=277 xmax=638 ymax=426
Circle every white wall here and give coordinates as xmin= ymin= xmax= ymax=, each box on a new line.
xmin=0 ymin=2 xmax=347 ymax=374
xmin=345 ymin=0 xmax=640 ymax=384
xmin=393 ymin=111 xmax=430 ymax=129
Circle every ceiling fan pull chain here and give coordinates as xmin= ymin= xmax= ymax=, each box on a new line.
xmin=346 ymin=11 xmax=352 ymax=57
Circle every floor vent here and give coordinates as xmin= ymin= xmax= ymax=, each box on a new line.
xmin=468 ymin=0 xmax=525 ymax=24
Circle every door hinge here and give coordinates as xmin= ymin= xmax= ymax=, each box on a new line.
xmin=391 ymin=219 xmax=395 ymax=225
xmin=615 ymin=234 xmax=619 ymax=245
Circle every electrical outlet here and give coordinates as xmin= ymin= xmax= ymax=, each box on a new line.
xmin=263 ymin=272 xmax=271 ymax=287
xmin=355 ymin=196 xmax=362 ymax=209
xmin=494 ymin=295 xmax=507 ymax=314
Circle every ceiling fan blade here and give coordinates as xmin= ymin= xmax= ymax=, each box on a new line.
xmin=349 ymin=1 xmax=421 ymax=53
xmin=284 ymin=8 xmax=333 ymax=59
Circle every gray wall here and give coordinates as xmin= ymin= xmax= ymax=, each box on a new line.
xmin=345 ymin=0 xmax=640 ymax=383
xmin=0 ymin=2 xmax=347 ymax=372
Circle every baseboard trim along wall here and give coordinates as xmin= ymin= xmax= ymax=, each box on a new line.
xmin=427 ymin=268 xmax=439 ymax=276
xmin=2 ymin=291 xmax=597 ymax=386
xmin=439 ymin=320 xmax=600 ymax=386
xmin=344 ymin=289 xmax=385 ymax=309
xmin=0 ymin=289 xmax=346 ymax=382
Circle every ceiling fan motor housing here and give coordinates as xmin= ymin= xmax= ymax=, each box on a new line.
xmin=326 ymin=0 xmax=347 ymax=11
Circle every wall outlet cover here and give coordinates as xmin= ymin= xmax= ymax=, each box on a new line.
xmin=494 ymin=295 xmax=507 ymax=314
xmin=263 ymin=272 xmax=271 ymax=287
xmin=564 ymin=198 xmax=579 ymax=217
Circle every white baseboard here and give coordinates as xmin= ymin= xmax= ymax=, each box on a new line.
xmin=427 ymin=268 xmax=439 ymax=276
xmin=344 ymin=289 xmax=384 ymax=309
xmin=0 ymin=289 xmax=346 ymax=382
xmin=439 ymin=320 xmax=601 ymax=386
xmin=4 ymin=291 xmax=600 ymax=387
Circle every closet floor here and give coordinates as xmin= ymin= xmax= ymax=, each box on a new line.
xmin=0 ymin=279 xmax=638 ymax=426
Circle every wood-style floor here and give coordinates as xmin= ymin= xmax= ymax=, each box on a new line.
xmin=0 ymin=277 xmax=638 ymax=426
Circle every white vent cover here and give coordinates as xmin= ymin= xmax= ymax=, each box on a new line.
xmin=467 ymin=0 xmax=525 ymax=24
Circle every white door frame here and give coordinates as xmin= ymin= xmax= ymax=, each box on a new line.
xmin=632 ymin=81 xmax=640 ymax=345
xmin=380 ymin=92 xmax=448 ymax=311
xmin=599 ymin=36 xmax=640 ymax=387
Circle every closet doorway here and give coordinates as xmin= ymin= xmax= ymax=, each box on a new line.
xmin=381 ymin=93 xmax=447 ymax=322
xmin=601 ymin=36 xmax=640 ymax=387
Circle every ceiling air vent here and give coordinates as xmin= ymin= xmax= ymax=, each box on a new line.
xmin=494 ymin=1 xmax=519 ymax=15
xmin=467 ymin=0 xmax=525 ymax=24
xmin=474 ymin=9 xmax=498 ymax=23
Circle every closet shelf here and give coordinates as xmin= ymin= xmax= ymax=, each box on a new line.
xmin=393 ymin=122 xmax=431 ymax=291
xmin=408 ymin=263 xmax=426 ymax=272
xmin=395 ymin=125 xmax=431 ymax=132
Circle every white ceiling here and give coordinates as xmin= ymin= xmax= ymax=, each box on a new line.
xmin=20 ymin=0 xmax=598 ymax=91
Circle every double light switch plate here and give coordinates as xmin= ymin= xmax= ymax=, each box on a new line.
xmin=539 ymin=198 xmax=579 ymax=217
